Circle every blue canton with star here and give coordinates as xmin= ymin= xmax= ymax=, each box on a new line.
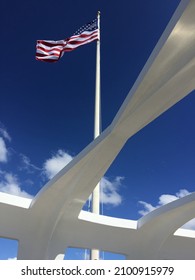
xmin=74 ymin=19 xmax=98 ymax=35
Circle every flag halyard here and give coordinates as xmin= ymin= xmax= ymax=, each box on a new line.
xmin=36 ymin=19 xmax=99 ymax=62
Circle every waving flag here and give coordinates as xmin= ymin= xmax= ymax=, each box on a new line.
xmin=36 ymin=19 xmax=99 ymax=62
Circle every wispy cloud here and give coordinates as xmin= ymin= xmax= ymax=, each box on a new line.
xmin=0 ymin=124 xmax=11 ymax=163
xmin=0 ymin=124 xmax=11 ymax=142
xmin=19 ymin=154 xmax=41 ymax=173
xmin=138 ymin=201 xmax=156 ymax=216
xmin=0 ymin=171 xmax=33 ymax=198
xmin=138 ymin=189 xmax=195 ymax=229
xmin=0 ymin=123 xmax=33 ymax=198
xmin=0 ymin=137 xmax=8 ymax=163
xmin=0 ymin=122 xmax=123 ymax=206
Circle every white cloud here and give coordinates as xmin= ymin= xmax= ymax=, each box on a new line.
xmin=87 ymin=177 xmax=123 ymax=207
xmin=0 ymin=172 xmax=33 ymax=198
xmin=43 ymin=149 xmax=73 ymax=180
xmin=43 ymin=150 xmax=123 ymax=207
xmin=0 ymin=124 xmax=11 ymax=162
xmin=158 ymin=189 xmax=190 ymax=206
xmin=100 ymin=176 xmax=123 ymax=206
xmin=138 ymin=201 xmax=156 ymax=216
xmin=0 ymin=125 xmax=11 ymax=142
xmin=0 ymin=137 xmax=8 ymax=162
xmin=138 ymin=189 xmax=195 ymax=229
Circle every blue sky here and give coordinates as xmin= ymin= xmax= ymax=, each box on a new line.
xmin=1 ymin=0 xmax=195 ymax=259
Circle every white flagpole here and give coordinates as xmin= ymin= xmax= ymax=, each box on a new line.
xmin=91 ymin=11 xmax=101 ymax=261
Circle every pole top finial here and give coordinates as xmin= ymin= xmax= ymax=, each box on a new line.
xmin=97 ymin=11 xmax=101 ymax=16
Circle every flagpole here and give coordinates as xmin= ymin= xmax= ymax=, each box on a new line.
xmin=91 ymin=11 xmax=101 ymax=261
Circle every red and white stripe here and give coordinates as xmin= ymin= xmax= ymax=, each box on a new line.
xmin=36 ymin=29 xmax=99 ymax=62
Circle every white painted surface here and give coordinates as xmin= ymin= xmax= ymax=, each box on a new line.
xmin=0 ymin=0 xmax=194 ymax=259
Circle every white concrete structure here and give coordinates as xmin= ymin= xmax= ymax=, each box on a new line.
xmin=0 ymin=0 xmax=195 ymax=259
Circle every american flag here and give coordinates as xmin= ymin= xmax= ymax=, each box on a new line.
xmin=36 ymin=19 xmax=99 ymax=63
